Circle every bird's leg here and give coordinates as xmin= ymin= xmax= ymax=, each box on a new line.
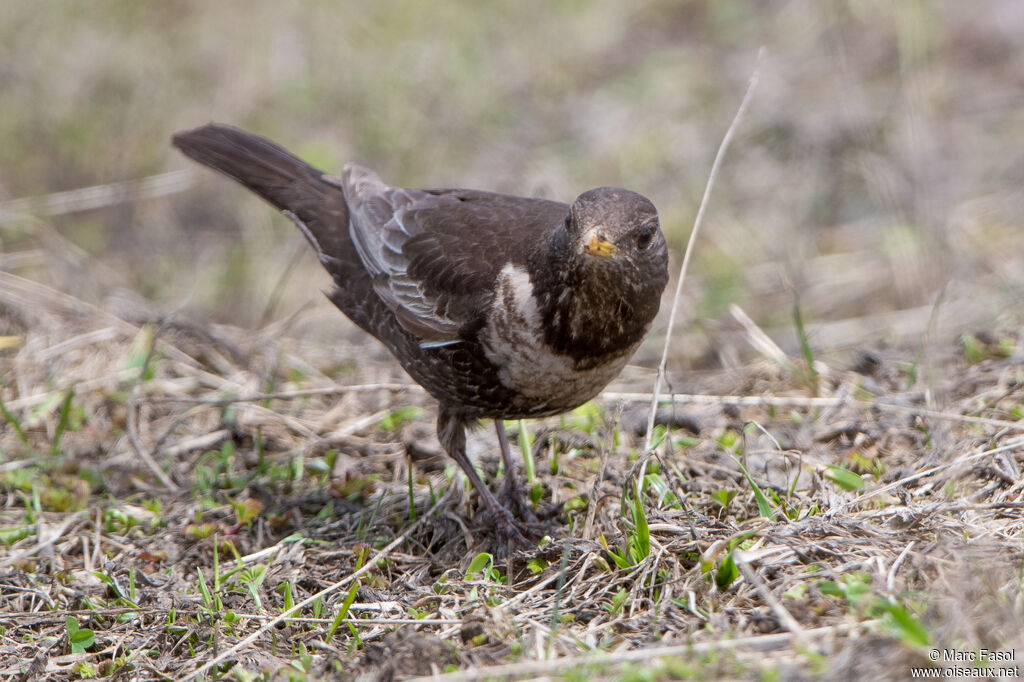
xmin=437 ymin=409 xmax=538 ymax=552
xmin=495 ymin=420 xmax=539 ymax=524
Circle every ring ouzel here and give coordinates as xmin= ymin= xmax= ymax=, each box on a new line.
xmin=172 ymin=124 xmax=669 ymax=548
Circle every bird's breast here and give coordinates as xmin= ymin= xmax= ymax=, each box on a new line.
xmin=479 ymin=263 xmax=637 ymax=416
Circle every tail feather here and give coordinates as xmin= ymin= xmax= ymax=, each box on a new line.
xmin=172 ymin=123 xmax=352 ymax=262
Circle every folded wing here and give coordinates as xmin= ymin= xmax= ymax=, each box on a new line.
xmin=342 ymin=164 xmax=567 ymax=348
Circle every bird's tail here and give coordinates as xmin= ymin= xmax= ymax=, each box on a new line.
xmin=172 ymin=123 xmax=351 ymax=261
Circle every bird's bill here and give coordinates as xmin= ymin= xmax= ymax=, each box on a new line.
xmin=582 ymin=228 xmax=620 ymax=259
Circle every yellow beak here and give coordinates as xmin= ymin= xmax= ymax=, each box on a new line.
xmin=582 ymin=229 xmax=619 ymax=259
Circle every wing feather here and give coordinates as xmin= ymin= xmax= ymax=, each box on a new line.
xmin=341 ymin=163 xmax=568 ymax=347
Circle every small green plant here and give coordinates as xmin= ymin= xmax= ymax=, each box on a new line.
xmin=72 ymin=661 xmax=99 ymax=678
xmin=818 ymin=573 xmax=929 ymax=647
xmin=407 ymin=606 xmax=430 ymax=620
xmin=238 ymin=564 xmax=268 ymax=611
xmin=194 ymin=440 xmax=245 ymax=494
xmin=196 ymin=566 xmax=221 ymax=613
xmin=464 ymin=552 xmax=503 ymax=582
xmin=601 ymin=491 xmax=650 ymax=569
xmin=958 ymin=333 xmax=1013 ymax=364
xmin=643 ymin=471 xmax=679 ymax=507
xmin=648 ymin=423 xmax=669 ymax=450
xmin=93 ymin=567 xmax=140 ymax=609
xmin=184 ymin=522 xmax=218 ymax=540
xmin=464 ymin=553 xmax=506 ymax=607
xmin=561 ymin=401 xmax=602 ymax=434
xmin=848 ymin=451 xmax=884 ymax=478
xmin=277 ymin=579 xmax=296 ymax=614
xmin=66 ymin=616 xmax=95 ymax=654
xmin=0 ymin=524 xmax=33 ymax=546
xmin=674 ymin=434 xmax=700 ymax=449
xmin=701 ymin=528 xmax=761 ymax=591
xmin=287 ymin=642 xmax=314 ymax=675
xmin=710 ymin=489 xmax=738 ymax=510
xmin=824 ymin=465 xmax=864 ymax=491
xmin=881 ymin=601 xmax=930 ymax=647
xmin=124 ymin=324 xmax=159 ymax=381
xmin=943 ymin=479 xmax=956 ymax=498
xmin=102 ymin=507 xmax=137 ymax=534
xmin=717 ymin=429 xmax=742 ymax=453
xmin=231 ymin=497 xmax=263 ymax=527
xmin=563 ymin=495 xmax=587 ymax=512
xmin=607 ymin=588 xmax=630 ymax=615
xmin=378 ymin=406 xmax=422 ymax=432
xmin=715 ymin=553 xmax=739 ymax=590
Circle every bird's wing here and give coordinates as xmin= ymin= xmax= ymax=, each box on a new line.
xmin=342 ymin=164 xmax=568 ymax=347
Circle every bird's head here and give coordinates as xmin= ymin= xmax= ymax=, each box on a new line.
xmin=564 ymin=187 xmax=668 ymax=289
xmin=537 ymin=187 xmax=669 ymax=361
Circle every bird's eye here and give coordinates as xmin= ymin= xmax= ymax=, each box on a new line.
xmin=564 ymin=214 xmax=572 ymax=230
xmin=637 ymin=225 xmax=655 ymax=250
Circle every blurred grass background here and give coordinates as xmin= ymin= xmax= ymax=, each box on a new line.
xmin=2 ymin=0 xmax=1023 ymax=370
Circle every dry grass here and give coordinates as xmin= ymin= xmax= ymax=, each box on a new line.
xmin=2 ymin=270 xmax=1024 ymax=680
xmin=3 ymin=1 xmax=1024 ymax=680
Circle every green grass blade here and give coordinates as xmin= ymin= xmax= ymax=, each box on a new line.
xmin=824 ymin=465 xmax=864 ymax=491
xmin=518 ymin=420 xmax=535 ymax=484
xmin=0 ymin=395 xmax=30 ymax=446
xmin=629 ymin=493 xmax=650 ymax=560
xmin=731 ymin=455 xmax=776 ymax=520
xmin=792 ymin=295 xmax=818 ymax=390
xmin=327 ymin=582 xmax=360 ymax=641
xmin=196 ymin=568 xmax=213 ymax=609
xmin=50 ymin=389 xmax=75 ymax=457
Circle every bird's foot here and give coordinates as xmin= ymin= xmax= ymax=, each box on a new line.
xmin=498 ymin=476 xmax=539 ymax=524
xmin=484 ymin=504 xmax=543 ymax=557
xmin=499 ymin=476 xmax=565 ymax=525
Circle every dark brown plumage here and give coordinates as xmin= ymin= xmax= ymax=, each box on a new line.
xmin=172 ymin=123 xmax=669 ymax=548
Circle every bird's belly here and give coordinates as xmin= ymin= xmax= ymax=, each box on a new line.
xmin=483 ymin=336 xmax=634 ymax=416
xmin=478 ymin=263 xmax=637 ymax=417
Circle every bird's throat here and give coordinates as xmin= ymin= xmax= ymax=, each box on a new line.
xmin=532 ymin=258 xmax=655 ymax=368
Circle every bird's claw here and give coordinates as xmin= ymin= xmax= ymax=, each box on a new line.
xmin=498 ymin=476 xmax=540 ymax=524
xmin=488 ymin=506 xmax=543 ymax=557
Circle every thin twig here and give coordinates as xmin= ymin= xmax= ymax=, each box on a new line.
xmin=736 ymin=557 xmax=805 ymax=641
xmin=731 ymin=303 xmax=791 ymax=368
xmin=610 ymin=390 xmax=1024 ymax=432
xmin=160 ymin=429 xmax=233 ymax=458
xmin=836 ymin=435 xmax=1024 ymax=511
xmin=644 ymin=48 xmax=764 ymax=451
xmin=0 ymin=170 xmax=194 ymax=222
xmin=886 ymin=540 xmax=915 ymax=593
xmin=143 ymin=382 xmax=422 ymax=405
xmin=0 ymin=514 xmax=83 ymax=570
xmin=259 ymin=240 xmax=308 ymax=327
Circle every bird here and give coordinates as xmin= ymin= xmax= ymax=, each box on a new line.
xmin=172 ymin=123 xmax=669 ymax=549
